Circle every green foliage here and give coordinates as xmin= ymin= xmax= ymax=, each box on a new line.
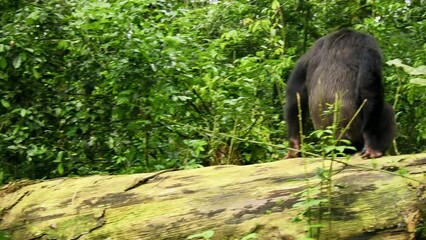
xmin=417 ymin=224 xmax=426 ymax=240
xmin=384 ymin=58 xmax=426 ymax=152
xmin=291 ymin=100 xmax=361 ymax=239
xmin=187 ymin=230 xmax=214 ymax=240
xmin=241 ymin=233 xmax=258 ymax=240
xmin=387 ymin=59 xmax=426 ymax=86
xmin=0 ymin=0 xmax=425 ymax=183
xmin=0 ymin=230 xmax=10 ymax=240
xmin=186 ymin=230 xmax=258 ymax=240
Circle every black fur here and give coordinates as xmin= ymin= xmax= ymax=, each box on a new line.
xmin=285 ymin=29 xmax=396 ymax=158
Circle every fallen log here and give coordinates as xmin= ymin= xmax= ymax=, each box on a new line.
xmin=1 ymin=153 xmax=425 ymax=240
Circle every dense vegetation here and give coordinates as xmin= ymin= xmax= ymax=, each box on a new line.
xmin=0 ymin=0 xmax=425 ymax=183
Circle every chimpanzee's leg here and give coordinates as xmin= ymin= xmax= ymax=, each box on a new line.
xmin=285 ymin=61 xmax=309 ymax=158
xmin=356 ymin=48 xmax=392 ymax=158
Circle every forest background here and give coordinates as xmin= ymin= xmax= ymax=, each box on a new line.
xmin=0 ymin=0 xmax=425 ymax=183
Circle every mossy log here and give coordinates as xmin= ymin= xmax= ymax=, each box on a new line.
xmin=1 ymin=153 xmax=425 ymax=240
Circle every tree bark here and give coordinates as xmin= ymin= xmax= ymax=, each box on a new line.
xmin=1 ymin=153 xmax=425 ymax=240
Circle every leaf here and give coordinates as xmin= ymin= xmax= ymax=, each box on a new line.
xmin=20 ymin=108 xmax=29 ymax=117
xmin=26 ymin=11 xmax=40 ymax=22
xmin=0 ymin=44 xmax=8 ymax=52
xmin=0 ymin=57 xmax=7 ymax=69
xmin=21 ymin=52 xmax=27 ymax=61
xmin=409 ymin=65 xmax=426 ymax=75
xmin=396 ymin=168 xmax=408 ymax=175
xmin=242 ymin=18 xmax=253 ymax=26
xmin=57 ymin=40 xmax=69 ymax=49
xmin=335 ymin=146 xmax=348 ymax=153
xmin=176 ymin=96 xmax=192 ymax=101
xmin=164 ymin=36 xmax=187 ymax=45
xmin=251 ymin=21 xmax=261 ymax=32
xmin=271 ymin=0 xmax=280 ymax=10
xmin=222 ymin=30 xmax=238 ymax=40
xmin=386 ymin=59 xmax=404 ymax=67
xmin=13 ymin=55 xmax=22 ymax=69
xmin=54 ymin=108 xmax=62 ymax=117
xmin=410 ymin=78 xmax=426 ymax=86
xmin=324 ymin=146 xmax=336 ymax=153
xmin=1 ymin=99 xmax=10 ymax=108
xmin=117 ymin=96 xmax=130 ymax=105
xmin=386 ymin=59 xmax=426 ymax=76
xmin=201 ymin=230 xmax=214 ymax=239
xmin=241 ymin=233 xmax=258 ymax=240
xmin=55 ymin=151 xmax=64 ymax=163
xmin=32 ymin=68 xmax=41 ymax=79
xmin=303 ymin=199 xmax=328 ymax=208
xmin=57 ymin=163 xmax=64 ymax=175
xmin=27 ymin=147 xmax=38 ymax=156
xmin=187 ymin=230 xmax=214 ymax=239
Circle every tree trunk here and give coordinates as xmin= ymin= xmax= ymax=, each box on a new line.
xmin=1 ymin=153 xmax=425 ymax=240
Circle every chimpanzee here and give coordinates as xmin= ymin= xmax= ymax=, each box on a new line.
xmin=285 ymin=29 xmax=396 ymax=158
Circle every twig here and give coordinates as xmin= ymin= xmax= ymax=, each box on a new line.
xmin=124 ymin=169 xmax=177 ymax=191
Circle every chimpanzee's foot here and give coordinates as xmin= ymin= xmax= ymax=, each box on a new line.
xmin=285 ymin=138 xmax=301 ymax=159
xmin=285 ymin=150 xmax=300 ymax=159
xmin=361 ymin=147 xmax=383 ymax=158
